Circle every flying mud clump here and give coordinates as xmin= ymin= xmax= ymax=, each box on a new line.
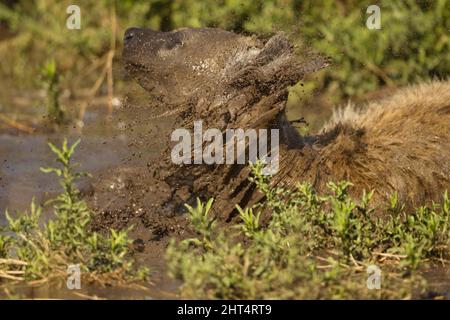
xmin=123 ymin=27 xmax=450 ymax=220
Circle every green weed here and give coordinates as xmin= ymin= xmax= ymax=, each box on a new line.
xmin=167 ymin=161 xmax=449 ymax=299
xmin=0 ymin=139 xmax=148 ymax=283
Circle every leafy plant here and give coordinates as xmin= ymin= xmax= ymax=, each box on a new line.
xmin=0 ymin=139 xmax=148 ymax=282
xmin=0 ymin=234 xmax=11 ymax=259
xmin=237 ymin=206 xmax=261 ymax=238
xmin=183 ymin=198 xmax=216 ymax=249
xmin=167 ymin=161 xmax=449 ymax=299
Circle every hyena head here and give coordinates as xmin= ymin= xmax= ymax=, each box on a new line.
xmin=123 ymin=27 xmax=329 ymax=107
xmin=123 ymin=27 xmax=260 ymax=105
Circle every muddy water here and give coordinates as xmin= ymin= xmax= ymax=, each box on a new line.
xmin=0 ymin=133 xmax=127 ymax=218
xmin=0 ymin=86 xmax=180 ymax=299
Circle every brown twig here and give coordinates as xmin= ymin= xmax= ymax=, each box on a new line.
xmin=372 ymin=252 xmax=406 ymax=260
xmin=0 ymin=272 xmax=23 ymax=281
xmin=0 ymin=258 xmax=28 ymax=266
xmin=0 ymin=114 xmax=35 ymax=134
xmin=77 ymin=55 xmax=109 ymax=123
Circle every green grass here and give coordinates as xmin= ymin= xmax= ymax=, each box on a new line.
xmin=167 ymin=162 xmax=449 ymax=299
xmin=0 ymin=139 xmax=148 ymax=283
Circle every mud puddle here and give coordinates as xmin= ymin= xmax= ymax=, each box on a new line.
xmin=0 ymin=88 xmax=182 ymax=299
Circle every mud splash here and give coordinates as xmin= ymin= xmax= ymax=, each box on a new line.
xmin=0 ymin=82 xmax=183 ymax=299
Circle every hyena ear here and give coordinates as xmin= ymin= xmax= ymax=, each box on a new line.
xmin=226 ymin=33 xmax=330 ymax=93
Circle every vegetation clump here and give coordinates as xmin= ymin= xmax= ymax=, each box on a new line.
xmin=0 ymin=139 xmax=148 ymax=283
xmin=1 ymin=0 xmax=448 ymax=103
xmin=167 ymin=162 xmax=449 ymax=299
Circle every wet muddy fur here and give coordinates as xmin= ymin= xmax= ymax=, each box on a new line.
xmin=120 ymin=27 xmax=450 ymax=223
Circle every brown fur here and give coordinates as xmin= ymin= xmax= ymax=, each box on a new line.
xmin=281 ymin=80 xmax=450 ymax=207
